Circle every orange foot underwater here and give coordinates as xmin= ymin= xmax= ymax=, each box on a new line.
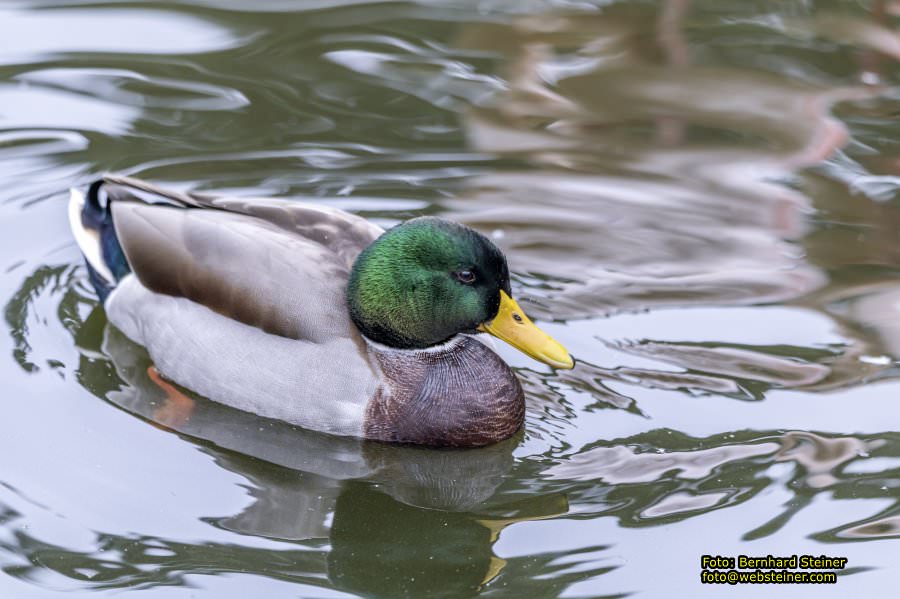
xmin=147 ymin=365 xmax=195 ymax=429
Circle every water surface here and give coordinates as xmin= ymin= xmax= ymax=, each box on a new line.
xmin=3 ymin=1 xmax=900 ymax=597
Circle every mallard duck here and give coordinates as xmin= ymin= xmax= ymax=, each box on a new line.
xmin=69 ymin=175 xmax=574 ymax=447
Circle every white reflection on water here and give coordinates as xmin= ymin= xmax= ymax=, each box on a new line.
xmin=0 ymin=85 xmax=139 ymax=136
xmin=0 ymin=8 xmax=246 ymax=63
xmin=18 ymin=69 xmax=250 ymax=112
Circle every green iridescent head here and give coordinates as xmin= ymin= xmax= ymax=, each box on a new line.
xmin=347 ymin=217 xmax=511 ymax=349
xmin=347 ymin=216 xmax=575 ymax=368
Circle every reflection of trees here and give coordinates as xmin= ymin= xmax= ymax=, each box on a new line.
xmin=449 ymin=1 xmax=900 ymax=401
xmin=536 ymin=429 xmax=900 ymax=542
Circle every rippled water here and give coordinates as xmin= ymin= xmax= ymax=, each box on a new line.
xmin=3 ymin=0 xmax=900 ymax=596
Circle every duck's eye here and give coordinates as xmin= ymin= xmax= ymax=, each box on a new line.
xmin=454 ymin=270 xmax=476 ymax=285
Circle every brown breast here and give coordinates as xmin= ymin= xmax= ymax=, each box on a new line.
xmin=363 ymin=336 xmax=525 ymax=448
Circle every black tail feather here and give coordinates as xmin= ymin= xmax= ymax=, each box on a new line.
xmin=79 ymin=177 xmax=132 ymax=300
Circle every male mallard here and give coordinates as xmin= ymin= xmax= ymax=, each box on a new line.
xmin=69 ymin=175 xmax=574 ymax=447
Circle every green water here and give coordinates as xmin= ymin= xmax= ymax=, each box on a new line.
xmin=3 ymin=0 xmax=900 ymax=596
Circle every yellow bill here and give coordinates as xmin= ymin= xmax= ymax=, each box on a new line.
xmin=478 ymin=290 xmax=575 ymax=369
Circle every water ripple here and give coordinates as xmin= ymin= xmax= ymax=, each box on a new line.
xmin=18 ymin=69 xmax=250 ymax=111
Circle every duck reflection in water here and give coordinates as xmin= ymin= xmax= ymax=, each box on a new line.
xmin=74 ymin=306 xmax=568 ymax=596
